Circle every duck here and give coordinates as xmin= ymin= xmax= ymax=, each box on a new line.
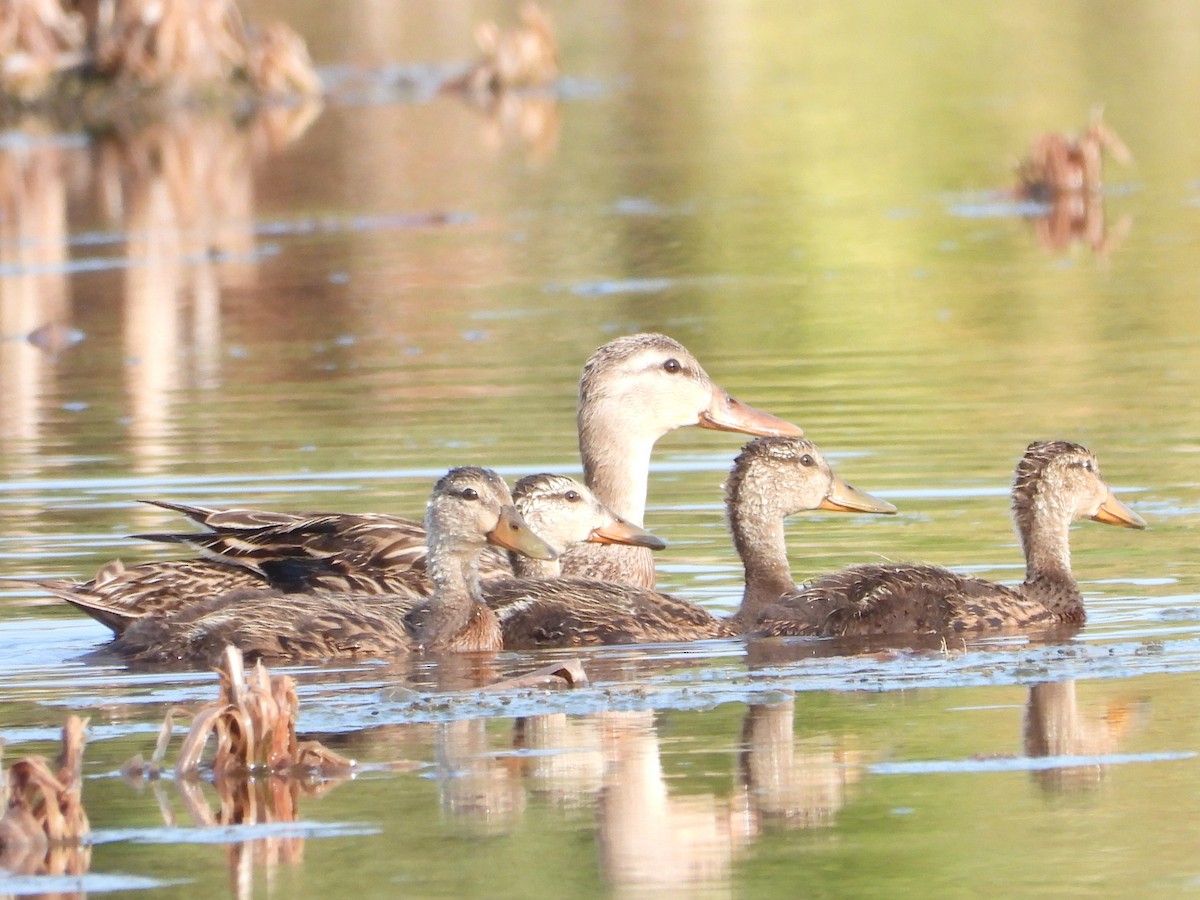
xmin=752 ymin=440 xmax=1146 ymax=639
xmin=488 ymin=437 xmax=897 ymax=648
xmin=79 ymin=332 xmax=800 ymax=607
xmin=107 ymin=467 xmax=557 ymax=665
xmin=40 ymin=473 xmax=664 ymax=637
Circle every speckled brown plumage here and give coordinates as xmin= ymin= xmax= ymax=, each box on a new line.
xmin=50 ymin=333 xmax=800 ymax=621
xmin=136 ymin=502 xmax=510 ymax=590
xmin=42 ymin=473 xmax=658 ymax=638
xmin=107 ymin=467 xmax=555 ymax=665
xmin=753 ymin=441 xmax=1146 ymax=639
xmin=719 ymin=437 xmax=897 ymax=635
xmin=491 ymin=578 xmax=722 ymax=648
xmin=491 ymin=436 xmax=895 ymax=648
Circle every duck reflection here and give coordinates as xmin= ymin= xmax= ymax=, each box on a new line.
xmin=1022 ymin=680 xmax=1143 ymax=794
xmin=595 ymin=710 xmax=738 ymax=896
xmin=444 ymin=3 xmax=561 ymax=163
xmin=735 ymin=696 xmax=862 ymax=833
xmin=435 ymin=717 xmax=525 ymax=836
xmin=514 ymin=713 xmax=604 ymax=807
xmin=463 ymin=89 xmax=559 ymax=164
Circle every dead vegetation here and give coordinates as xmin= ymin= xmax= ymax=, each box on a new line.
xmin=448 ymin=3 xmax=559 ymax=94
xmin=0 ymin=714 xmax=91 ymax=877
xmin=125 ymin=645 xmax=353 ymax=781
xmin=1015 ymin=108 xmax=1132 ymax=200
xmin=1 ymin=0 xmax=321 ymax=121
xmin=1013 ymin=109 xmax=1134 ymax=256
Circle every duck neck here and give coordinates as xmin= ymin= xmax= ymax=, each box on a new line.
xmin=416 ymin=542 xmax=496 ymax=648
xmin=1018 ymin=505 xmax=1083 ymax=620
xmin=728 ymin=495 xmax=796 ymax=630
xmin=579 ymin=405 xmax=655 ymax=525
xmin=564 ymin=399 xmax=660 ymax=588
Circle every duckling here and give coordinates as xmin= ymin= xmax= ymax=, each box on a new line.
xmin=108 ymin=467 xmax=556 ymax=665
xmin=506 ymin=473 xmax=667 ymax=578
xmin=113 ymin=332 xmax=799 ymax=598
xmin=40 ymin=474 xmax=661 ymax=637
xmin=753 ymin=441 xmax=1146 ymax=638
xmin=488 ymin=437 xmax=896 ymax=648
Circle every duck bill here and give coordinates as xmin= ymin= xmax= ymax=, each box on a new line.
xmin=588 ymin=517 xmax=668 ymax=551
xmin=818 ymin=475 xmax=898 ymax=514
xmin=488 ymin=506 xmax=559 ymax=560
xmin=1091 ymin=490 xmax=1147 ymax=529
xmin=698 ymin=389 xmax=804 ymax=437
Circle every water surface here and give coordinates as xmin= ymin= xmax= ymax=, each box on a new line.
xmin=2 ymin=1 xmax=1200 ymax=896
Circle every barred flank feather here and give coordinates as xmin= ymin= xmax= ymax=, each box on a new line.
xmin=754 ymin=441 xmax=1144 ymax=638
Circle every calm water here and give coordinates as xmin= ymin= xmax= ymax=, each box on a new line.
xmin=3 ymin=1 xmax=1200 ymax=896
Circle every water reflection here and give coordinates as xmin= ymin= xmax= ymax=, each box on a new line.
xmin=595 ymin=710 xmax=738 ymax=895
xmin=425 ymin=700 xmax=863 ymax=895
xmin=435 ymin=717 xmax=525 ymax=836
xmin=0 ymin=131 xmax=73 ymax=466
xmin=1023 ymin=680 xmax=1143 ymax=794
xmin=1024 ymin=194 xmax=1133 ymax=257
xmin=736 ymin=697 xmax=862 ymax=833
xmin=0 ymin=102 xmax=319 ymax=481
xmin=457 ymin=89 xmax=560 ymax=164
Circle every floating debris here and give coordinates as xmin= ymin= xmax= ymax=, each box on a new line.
xmin=0 ymin=715 xmax=91 ymax=877
xmin=1014 ymin=108 xmax=1132 ymax=200
xmin=482 ymin=659 xmax=589 ymax=691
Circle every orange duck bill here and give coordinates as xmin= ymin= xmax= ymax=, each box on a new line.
xmin=1090 ymin=490 xmax=1147 ymax=529
xmin=488 ymin=506 xmax=559 ymax=560
xmin=586 ymin=516 xmax=668 ymax=551
xmin=818 ymin=475 xmax=898 ymax=515
xmin=698 ymin=388 xmax=804 ymax=437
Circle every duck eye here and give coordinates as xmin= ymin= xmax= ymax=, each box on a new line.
xmin=564 ymin=490 xmax=581 ymax=502
xmin=799 ymin=454 xmax=815 ymax=467
xmin=662 ymin=358 xmax=682 ymax=374
xmin=461 ymin=488 xmax=479 ymax=500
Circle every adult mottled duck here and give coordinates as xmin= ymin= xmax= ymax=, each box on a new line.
xmin=40 ymin=473 xmax=663 ymax=637
xmin=108 ymin=467 xmax=556 ymax=665
xmin=41 ymin=332 xmax=801 ymax=616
